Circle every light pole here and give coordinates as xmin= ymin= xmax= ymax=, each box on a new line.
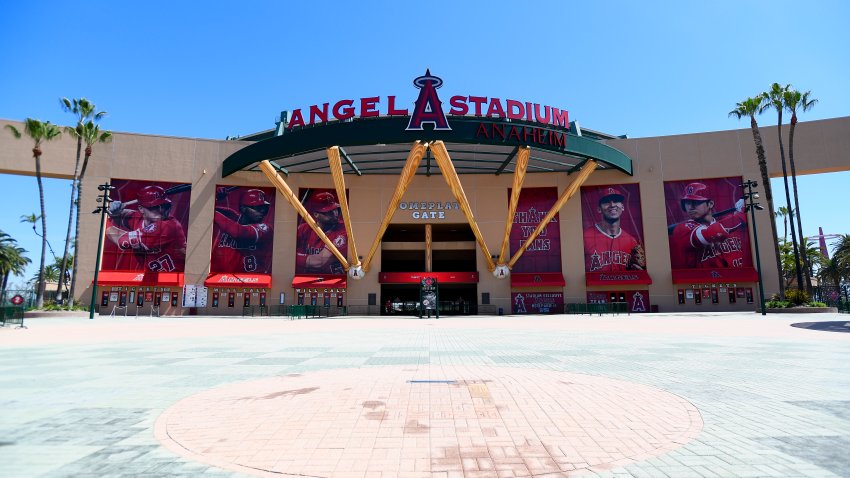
xmin=742 ymin=179 xmax=766 ymax=316
xmin=89 ymin=183 xmax=114 ymax=319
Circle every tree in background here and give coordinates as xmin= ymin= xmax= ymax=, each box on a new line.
xmin=774 ymin=206 xmax=792 ymax=243
xmin=5 ymin=120 xmax=62 ymax=308
xmin=729 ymin=96 xmax=784 ymax=297
xmin=60 ymin=98 xmax=107 ymax=306
xmin=0 ymin=231 xmax=31 ymax=304
xmin=67 ymin=120 xmax=112 ymax=308
xmin=784 ymin=88 xmax=818 ymax=295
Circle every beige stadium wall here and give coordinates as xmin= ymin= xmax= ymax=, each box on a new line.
xmin=1 ymin=116 xmax=848 ymax=314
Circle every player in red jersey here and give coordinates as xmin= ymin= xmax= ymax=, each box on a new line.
xmin=212 ymin=188 xmax=273 ymax=273
xmin=583 ymin=187 xmax=646 ymax=272
xmin=296 ymin=191 xmax=347 ymax=274
xmin=669 ymin=182 xmax=747 ymax=269
xmin=105 ymin=185 xmax=187 ymax=272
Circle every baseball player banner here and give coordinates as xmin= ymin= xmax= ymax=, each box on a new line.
xmin=663 ymin=176 xmax=758 ymax=283
xmin=101 ymin=179 xmax=191 ymax=273
xmin=295 ymin=188 xmax=349 ymax=275
xmin=210 ymin=185 xmax=276 ymax=276
xmin=509 ymin=187 xmax=562 ymax=274
xmin=511 ymin=291 xmax=564 ymax=314
xmin=580 ymin=183 xmax=651 ymax=285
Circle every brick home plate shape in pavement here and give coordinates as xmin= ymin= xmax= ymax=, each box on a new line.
xmin=155 ymin=366 xmax=703 ymax=477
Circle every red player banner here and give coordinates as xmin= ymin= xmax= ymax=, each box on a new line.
xmin=209 ymin=185 xmax=276 ymax=281
xmin=580 ymin=183 xmax=651 ymax=285
xmin=295 ymin=188 xmax=349 ymax=275
xmin=100 ymin=179 xmax=191 ymax=274
xmin=509 ymin=187 xmax=562 ymax=274
xmin=663 ymin=176 xmax=757 ymax=283
xmin=511 ymin=291 xmax=564 ymax=314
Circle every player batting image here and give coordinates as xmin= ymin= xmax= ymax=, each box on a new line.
xmin=105 ymin=183 xmax=188 ymax=273
xmin=295 ymin=190 xmax=348 ymax=274
xmin=582 ymin=185 xmax=647 ymax=273
xmin=211 ymin=187 xmax=275 ymax=274
xmin=666 ymin=179 xmax=749 ymax=270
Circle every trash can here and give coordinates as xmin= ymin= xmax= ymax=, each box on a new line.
xmin=498 ymin=307 xmax=504 ymax=316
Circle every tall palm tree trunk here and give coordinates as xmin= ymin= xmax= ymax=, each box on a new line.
xmin=775 ymin=112 xmax=804 ymax=291
xmin=34 ymin=153 xmax=47 ymax=308
xmin=750 ymin=117 xmax=785 ymax=297
xmin=68 ymin=151 xmax=91 ymax=307
xmin=56 ymin=137 xmax=83 ymax=303
xmin=788 ymin=120 xmax=812 ymax=295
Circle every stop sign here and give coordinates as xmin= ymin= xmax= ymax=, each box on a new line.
xmin=10 ymin=294 xmax=24 ymax=306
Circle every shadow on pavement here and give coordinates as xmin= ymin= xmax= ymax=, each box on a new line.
xmin=791 ymin=321 xmax=850 ymax=333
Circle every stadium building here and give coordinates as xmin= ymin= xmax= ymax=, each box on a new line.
xmin=2 ymin=71 xmax=849 ymax=316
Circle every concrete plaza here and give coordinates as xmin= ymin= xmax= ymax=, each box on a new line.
xmin=1 ymin=312 xmax=848 ymax=477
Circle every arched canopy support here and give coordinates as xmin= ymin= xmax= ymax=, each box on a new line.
xmin=498 ymin=146 xmax=530 ymax=264
xmin=361 ymin=141 xmax=429 ymax=273
xmin=258 ymin=159 xmax=350 ymax=271
xmin=327 ymin=146 xmax=360 ymax=268
xmin=429 ymin=141 xmax=496 ymax=272
xmin=507 ymin=159 xmax=598 ymax=269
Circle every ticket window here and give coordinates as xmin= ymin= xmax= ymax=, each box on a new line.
xmin=212 ymin=292 xmax=220 ymax=308
xmin=323 ymin=293 xmax=331 ymax=307
xmin=136 ymin=292 xmax=144 ymax=307
xmin=259 ymin=292 xmax=266 ymax=307
xmin=337 ymin=293 xmax=344 ymax=307
xmin=678 ymin=289 xmax=686 ymax=305
xmin=101 ymin=291 xmax=109 ymax=307
xmin=154 ymin=292 xmax=162 ymax=306
xmin=745 ymin=288 xmax=754 ymax=304
xmin=171 ymin=292 xmax=178 ymax=306
xmin=694 ymin=290 xmax=702 ymax=304
xmin=297 ymin=292 xmax=305 ymax=305
xmin=310 ymin=293 xmax=318 ymax=306
xmin=119 ymin=291 xmax=127 ymax=307
xmin=728 ymin=288 xmax=737 ymax=303
xmin=227 ymin=292 xmax=235 ymax=307
xmin=243 ymin=292 xmax=251 ymax=307
xmin=711 ymin=288 xmax=719 ymax=304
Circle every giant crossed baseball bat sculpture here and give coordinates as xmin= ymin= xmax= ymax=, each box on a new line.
xmin=666 ymin=204 xmax=739 ymax=235
xmin=120 ymin=183 xmax=192 ymax=207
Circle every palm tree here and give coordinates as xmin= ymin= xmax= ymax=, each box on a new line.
xmin=67 ymin=120 xmax=112 ymax=308
xmin=59 ymin=98 xmax=106 ymax=305
xmin=784 ymin=88 xmax=818 ymax=295
xmin=761 ymin=83 xmax=803 ymax=294
xmin=729 ymin=96 xmax=784 ymax=297
xmin=775 ymin=206 xmax=792 ymax=243
xmin=5 ymin=119 xmax=62 ymax=308
xmin=0 ymin=231 xmax=31 ymax=304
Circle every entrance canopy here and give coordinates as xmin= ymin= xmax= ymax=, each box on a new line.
xmin=223 ymin=116 xmax=632 ymax=177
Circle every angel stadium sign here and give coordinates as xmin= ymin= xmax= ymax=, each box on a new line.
xmin=283 ymin=70 xmax=569 ymax=147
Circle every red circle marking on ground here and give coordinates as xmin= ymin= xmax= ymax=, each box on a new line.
xmin=155 ymin=366 xmax=703 ymax=477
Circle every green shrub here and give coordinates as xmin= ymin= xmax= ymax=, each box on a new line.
xmin=808 ymin=301 xmax=827 ymax=308
xmin=784 ymin=288 xmax=810 ymax=305
xmin=766 ymin=300 xmax=790 ymax=308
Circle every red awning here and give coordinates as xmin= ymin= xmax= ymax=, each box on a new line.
xmin=291 ymin=275 xmax=347 ymax=288
xmin=205 ymin=273 xmax=272 ymax=288
xmin=378 ymin=271 xmax=479 ymax=284
xmin=585 ymin=270 xmax=652 ymax=286
xmin=671 ymin=267 xmax=758 ymax=284
xmin=510 ymin=272 xmax=565 ymax=288
xmin=95 ymin=271 xmax=184 ymax=286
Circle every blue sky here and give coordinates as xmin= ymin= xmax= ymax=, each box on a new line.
xmin=1 ymin=0 xmax=848 ymax=285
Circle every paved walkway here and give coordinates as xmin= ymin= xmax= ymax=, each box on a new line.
xmin=1 ymin=312 xmax=849 ymax=477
